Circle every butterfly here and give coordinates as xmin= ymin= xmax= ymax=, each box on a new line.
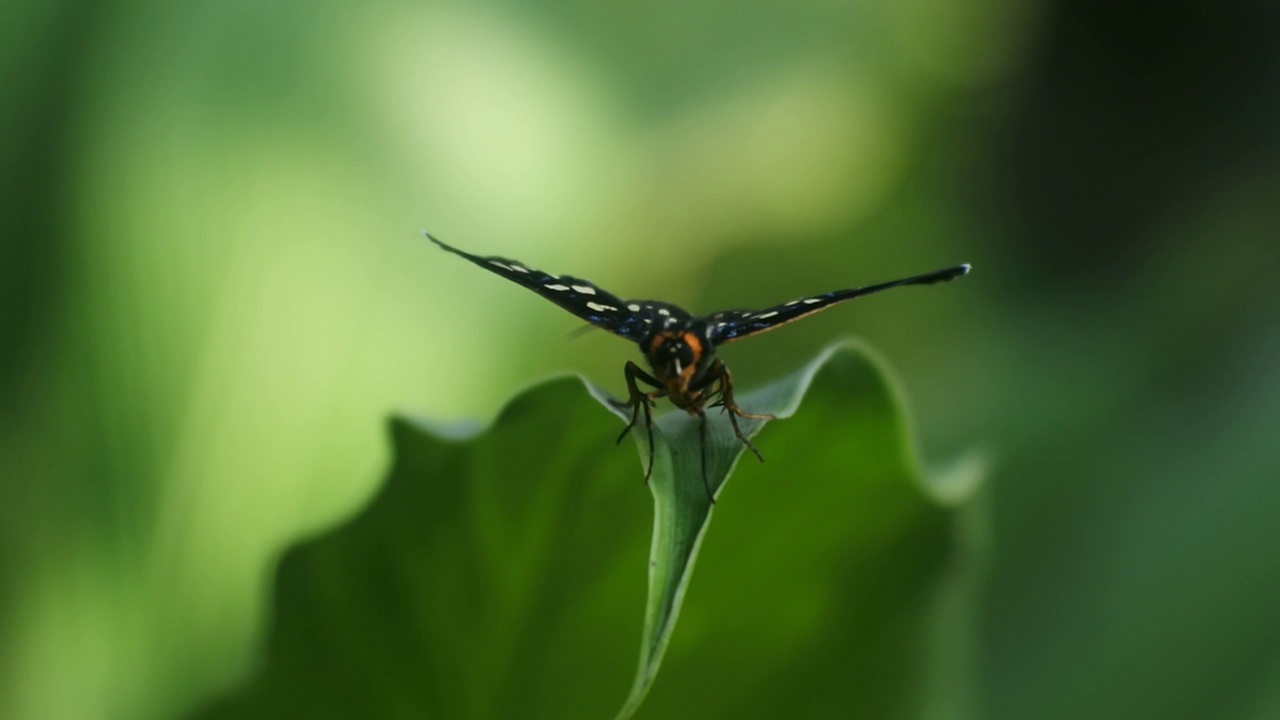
xmin=427 ymin=232 xmax=969 ymax=502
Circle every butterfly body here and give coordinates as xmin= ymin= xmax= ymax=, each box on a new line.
xmin=642 ymin=327 xmax=703 ymax=403
xmin=426 ymin=232 xmax=969 ymax=501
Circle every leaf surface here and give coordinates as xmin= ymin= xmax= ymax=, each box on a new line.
xmin=197 ymin=340 xmax=984 ymax=720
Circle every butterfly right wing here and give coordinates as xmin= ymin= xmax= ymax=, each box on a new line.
xmin=705 ymin=264 xmax=970 ymax=345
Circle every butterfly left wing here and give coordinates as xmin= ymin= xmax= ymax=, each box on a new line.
xmin=706 ymin=263 xmax=970 ymax=345
xmin=426 ymin=233 xmax=658 ymax=342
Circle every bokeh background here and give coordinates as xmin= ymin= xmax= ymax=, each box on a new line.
xmin=3 ymin=1 xmax=1279 ymax=718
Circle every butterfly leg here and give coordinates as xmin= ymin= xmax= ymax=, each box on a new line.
xmin=705 ymin=360 xmax=773 ymax=463
xmin=695 ymin=408 xmax=716 ymax=504
xmin=616 ymin=361 xmax=663 ymax=482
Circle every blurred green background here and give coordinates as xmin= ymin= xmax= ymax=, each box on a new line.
xmin=3 ymin=0 xmax=1279 ymax=718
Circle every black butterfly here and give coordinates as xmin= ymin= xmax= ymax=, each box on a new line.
xmin=427 ymin=233 xmax=969 ymax=501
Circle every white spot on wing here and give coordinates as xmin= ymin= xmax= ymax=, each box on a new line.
xmin=786 ymin=300 xmax=800 ymax=306
xmin=489 ymin=260 xmax=511 ymax=271
xmin=510 ymin=265 xmax=529 ymax=273
xmin=802 ymin=298 xmax=821 ymax=305
xmin=572 ymin=284 xmax=596 ymax=295
xmin=587 ymin=301 xmax=617 ymax=312
xmin=756 ymin=311 xmax=779 ymax=319
xmin=627 ymin=303 xmax=641 ymax=311
xmin=545 ymin=284 xmax=570 ymax=291
xmin=657 ymin=308 xmax=670 ymax=316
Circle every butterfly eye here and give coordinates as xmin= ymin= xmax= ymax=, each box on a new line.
xmin=673 ymin=343 xmax=694 ymax=367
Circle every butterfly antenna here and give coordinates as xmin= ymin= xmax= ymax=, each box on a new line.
xmin=566 ymin=324 xmax=601 ymax=341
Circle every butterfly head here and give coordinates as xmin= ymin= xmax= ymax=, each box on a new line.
xmin=645 ymin=328 xmax=712 ymax=395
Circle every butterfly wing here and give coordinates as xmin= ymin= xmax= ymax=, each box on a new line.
xmin=427 ymin=233 xmax=680 ymax=342
xmin=705 ymin=264 xmax=970 ymax=345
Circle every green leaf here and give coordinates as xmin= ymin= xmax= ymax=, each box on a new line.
xmin=599 ymin=340 xmax=984 ymax=719
xmin=195 ymin=340 xmax=984 ymax=720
